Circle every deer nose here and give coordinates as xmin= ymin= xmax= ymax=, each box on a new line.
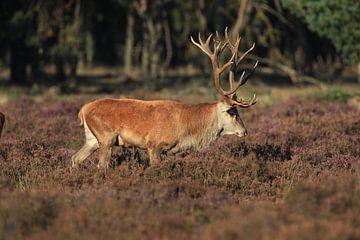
xmin=244 ymin=130 xmax=248 ymax=136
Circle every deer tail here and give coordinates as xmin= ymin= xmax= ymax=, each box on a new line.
xmin=78 ymin=108 xmax=84 ymax=126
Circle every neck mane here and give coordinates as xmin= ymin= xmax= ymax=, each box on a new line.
xmin=173 ymin=102 xmax=222 ymax=152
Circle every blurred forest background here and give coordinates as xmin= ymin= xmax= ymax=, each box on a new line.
xmin=0 ymin=0 xmax=359 ymax=93
xmin=0 ymin=1 xmax=360 ymax=238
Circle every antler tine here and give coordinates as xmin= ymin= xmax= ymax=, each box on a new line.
xmin=237 ymin=93 xmax=258 ymax=108
xmin=191 ymin=30 xmax=256 ymax=98
xmin=205 ymin=33 xmax=213 ymax=47
xmin=218 ymin=41 xmax=228 ymax=55
xmin=224 ymin=70 xmax=244 ymax=97
xmin=215 ymin=30 xmax=220 ymax=41
xmin=227 ymin=70 xmax=238 ymax=101
xmin=213 ymin=49 xmax=239 ymax=96
xmin=226 ymin=93 xmax=257 ymax=108
xmin=198 ymin=32 xmax=203 ymax=44
xmin=190 ymin=36 xmax=202 ymax=50
xmin=238 ymin=60 xmax=259 ymax=86
xmin=213 ymin=30 xmax=228 ymax=57
xmin=224 ymin=27 xmax=239 ymax=97
xmin=224 ymin=59 xmax=258 ymax=98
xmin=227 ymin=59 xmax=258 ymax=107
xmin=191 ymin=33 xmax=215 ymax=58
xmin=236 ymin=42 xmax=256 ymax=65
xmin=219 ymin=51 xmax=236 ymax=74
xmin=224 ymin=28 xmax=241 ymax=54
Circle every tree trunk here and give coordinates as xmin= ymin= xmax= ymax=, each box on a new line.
xmin=196 ymin=0 xmax=206 ymax=31
xmin=68 ymin=56 xmax=78 ymax=90
xmin=141 ymin=19 xmax=150 ymax=88
xmin=124 ymin=10 xmax=135 ymax=76
xmin=10 ymin=39 xmax=27 ymax=84
xmin=29 ymin=47 xmax=40 ymax=83
xmin=55 ymin=58 xmax=66 ymax=83
xmin=231 ymin=0 xmax=250 ymax=36
xmin=163 ymin=19 xmax=172 ymax=68
xmin=148 ymin=19 xmax=160 ymax=90
xmin=70 ymin=0 xmax=80 ymax=85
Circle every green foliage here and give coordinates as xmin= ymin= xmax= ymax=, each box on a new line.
xmin=0 ymin=0 xmax=92 ymax=83
xmin=322 ymin=89 xmax=353 ymax=102
xmin=281 ymin=0 xmax=360 ymax=64
xmin=311 ymin=88 xmax=359 ymax=102
xmin=8 ymin=88 xmax=21 ymax=101
xmin=0 ymin=0 xmax=358 ymax=84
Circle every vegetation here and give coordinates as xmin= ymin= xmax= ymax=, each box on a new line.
xmin=281 ymin=0 xmax=360 ymax=64
xmin=0 ymin=0 xmax=359 ymax=88
xmin=0 ymin=87 xmax=359 ymax=239
xmin=0 ymin=1 xmax=359 ymax=239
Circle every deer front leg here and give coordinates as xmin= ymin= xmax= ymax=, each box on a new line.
xmin=98 ymin=145 xmax=113 ymax=169
xmin=148 ymin=147 xmax=161 ymax=165
xmin=97 ymin=136 xmax=116 ymax=169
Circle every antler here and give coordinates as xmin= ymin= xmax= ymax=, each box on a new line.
xmin=191 ymin=27 xmax=258 ymax=108
xmin=191 ymin=32 xmax=237 ymax=96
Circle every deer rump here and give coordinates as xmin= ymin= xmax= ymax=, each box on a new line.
xmin=80 ymin=98 xmax=220 ymax=154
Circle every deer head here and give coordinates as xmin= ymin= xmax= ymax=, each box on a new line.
xmin=191 ymin=27 xmax=258 ymax=137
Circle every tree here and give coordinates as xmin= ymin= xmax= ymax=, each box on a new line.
xmin=281 ymin=0 xmax=360 ymax=65
xmin=0 ymin=0 xmax=37 ymax=84
xmin=0 ymin=0 xmax=93 ymax=87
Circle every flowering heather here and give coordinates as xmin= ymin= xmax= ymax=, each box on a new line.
xmin=0 ymin=97 xmax=359 ymax=239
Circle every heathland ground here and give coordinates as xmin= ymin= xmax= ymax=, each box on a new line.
xmin=0 ymin=81 xmax=359 ymax=239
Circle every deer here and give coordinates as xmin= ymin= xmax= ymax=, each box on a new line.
xmin=71 ymin=28 xmax=258 ymax=169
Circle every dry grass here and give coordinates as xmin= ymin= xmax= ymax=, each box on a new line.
xmin=0 ymin=89 xmax=359 ymax=239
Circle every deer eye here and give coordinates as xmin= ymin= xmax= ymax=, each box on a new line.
xmin=226 ymin=107 xmax=238 ymax=117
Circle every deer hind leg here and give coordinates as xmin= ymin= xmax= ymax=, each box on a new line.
xmin=71 ymin=120 xmax=99 ymax=168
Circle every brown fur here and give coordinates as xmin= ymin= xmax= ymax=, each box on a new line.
xmin=71 ymin=98 xmax=247 ymax=168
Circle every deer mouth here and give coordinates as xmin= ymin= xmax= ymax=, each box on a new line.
xmin=235 ymin=131 xmax=248 ymax=138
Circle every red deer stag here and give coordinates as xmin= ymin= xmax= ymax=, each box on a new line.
xmin=71 ymin=28 xmax=258 ymax=169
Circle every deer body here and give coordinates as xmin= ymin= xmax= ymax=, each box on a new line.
xmin=72 ymin=98 xmax=247 ymax=167
xmin=72 ymin=28 xmax=258 ymax=168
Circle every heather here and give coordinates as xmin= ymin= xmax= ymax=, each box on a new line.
xmin=0 ymin=94 xmax=359 ymax=239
